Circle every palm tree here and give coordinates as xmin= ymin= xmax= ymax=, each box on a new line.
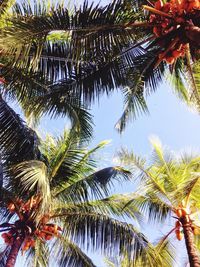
xmin=118 ymin=138 xmax=200 ymax=267
xmin=0 ymin=126 xmax=158 ymax=267
xmin=0 ymin=0 xmax=200 ymax=132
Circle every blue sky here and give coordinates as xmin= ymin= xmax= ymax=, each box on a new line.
xmin=39 ymin=80 xmax=200 ymax=158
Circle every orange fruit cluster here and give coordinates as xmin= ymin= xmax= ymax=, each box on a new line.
xmin=35 ymin=224 xmax=62 ymax=241
xmin=175 ymin=206 xmax=188 ymax=218
xmin=22 ymin=237 xmax=35 ymax=253
xmin=175 ymin=220 xmax=183 ymax=240
xmin=5 ymin=198 xmax=61 ymax=254
xmin=7 ymin=196 xmax=40 ymax=214
xmin=1 ymin=232 xmax=14 ymax=245
xmin=150 ymin=0 xmax=200 ymax=64
xmin=158 ymin=43 xmax=186 ymax=64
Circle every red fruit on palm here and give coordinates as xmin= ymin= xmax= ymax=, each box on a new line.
xmin=153 ymin=27 xmax=162 ymax=37
xmin=187 ymin=1 xmax=200 ymax=12
xmin=155 ymin=0 xmax=163 ymax=10
xmin=43 ymin=225 xmax=49 ymax=231
xmin=150 ymin=14 xmax=156 ymax=22
xmin=172 ymin=50 xmax=183 ymax=57
xmin=7 ymin=203 xmax=15 ymax=212
xmin=30 ymin=239 xmax=35 ymax=247
xmin=39 ymin=232 xmax=46 ymax=238
xmin=45 ymin=234 xmax=52 ymax=240
xmin=165 ymin=56 xmax=175 ymax=64
xmin=175 ymin=229 xmax=184 ymax=240
xmin=175 ymin=220 xmax=182 ymax=228
xmin=1 ymin=233 xmax=8 ymax=239
xmin=163 ymin=2 xmax=171 ymax=12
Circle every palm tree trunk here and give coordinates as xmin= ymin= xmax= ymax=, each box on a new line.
xmin=182 ymin=216 xmax=200 ymax=267
xmin=5 ymin=237 xmax=23 ymax=267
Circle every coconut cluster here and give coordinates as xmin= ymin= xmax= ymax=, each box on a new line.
xmin=1 ymin=197 xmax=61 ymax=254
xmin=174 ymin=205 xmax=199 ymax=241
xmin=149 ymin=0 xmax=200 ymax=64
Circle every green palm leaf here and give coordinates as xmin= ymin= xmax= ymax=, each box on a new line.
xmin=61 ymin=211 xmax=150 ymax=264
xmin=0 ymin=97 xmax=40 ymax=163
xmin=53 ymin=237 xmax=96 ymax=267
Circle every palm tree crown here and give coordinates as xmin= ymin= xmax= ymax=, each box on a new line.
xmin=0 ymin=128 xmax=154 ymax=267
xmin=119 ymin=138 xmax=200 ymax=266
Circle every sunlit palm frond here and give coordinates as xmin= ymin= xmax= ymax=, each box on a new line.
xmin=41 ymin=130 xmax=96 ymax=189
xmin=169 ymin=58 xmax=189 ymax=103
xmin=0 ymin=0 xmax=15 ymax=20
xmin=11 ymin=160 xmax=50 ymax=209
xmin=187 ymin=59 xmax=200 ymax=110
xmin=132 ymin=238 xmax=177 ymax=267
xmin=104 ymin=237 xmax=176 ymax=267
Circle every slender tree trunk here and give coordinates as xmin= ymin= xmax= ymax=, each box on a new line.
xmin=5 ymin=237 xmax=23 ymax=267
xmin=181 ymin=216 xmax=200 ymax=267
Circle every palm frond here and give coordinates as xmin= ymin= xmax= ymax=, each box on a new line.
xmin=23 ymin=87 xmax=93 ymax=139
xmin=53 ymin=237 xmax=96 ymax=267
xmin=25 ymin=239 xmax=50 ymax=267
xmin=0 ymin=157 xmax=3 ymax=190
xmin=123 ymin=193 xmax=171 ymax=224
xmin=188 ymin=59 xmax=200 ymax=110
xmin=0 ymin=245 xmax=11 ymax=267
xmin=11 ymin=160 xmax=50 ymax=209
xmin=53 ymin=166 xmax=131 ymax=201
xmin=0 ymin=0 xmax=14 ymax=19
xmin=53 ymin=193 xmax=143 ymax=224
xmin=131 ymin=238 xmax=177 ymax=267
xmin=2 ymin=0 xmax=145 ymax=64
xmin=169 ymin=58 xmax=189 ymax=103
xmin=0 ymin=97 xmax=40 ymax=164
xmin=41 ymin=130 xmax=95 ymax=189
xmin=115 ymin=76 xmax=149 ymax=133
xmin=61 ymin=211 xmax=150 ymax=264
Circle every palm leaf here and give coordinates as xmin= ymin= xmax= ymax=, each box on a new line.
xmin=61 ymin=211 xmax=150 ymax=264
xmin=11 ymin=160 xmax=50 ymax=209
xmin=25 ymin=239 xmax=50 ymax=267
xmin=0 ymin=245 xmax=11 ymax=267
xmin=2 ymin=0 xmax=145 ymax=64
xmin=53 ymin=193 xmax=143 ymax=224
xmin=53 ymin=166 xmax=131 ymax=201
xmin=123 ymin=192 xmax=171 ymax=224
xmin=0 ymin=97 xmax=40 ymax=164
xmin=115 ymin=75 xmax=149 ymax=133
xmin=52 ymin=237 xmax=96 ymax=267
